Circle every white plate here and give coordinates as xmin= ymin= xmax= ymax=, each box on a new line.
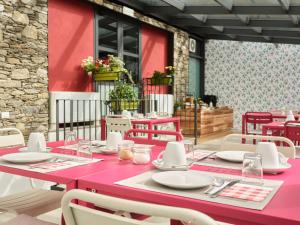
xmin=152 ymin=171 xmax=214 ymax=189
xmin=92 ymin=146 xmax=117 ymax=155
xmin=19 ymin=147 xmax=52 ymax=152
xmin=91 ymin=140 xmax=106 ymax=147
xmin=1 ymin=152 xmax=53 ymax=164
xmin=152 ymin=159 xmax=192 ymax=171
xmin=216 ymin=151 xmax=251 ymax=162
xmin=263 ymin=162 xmax=291 ymax=174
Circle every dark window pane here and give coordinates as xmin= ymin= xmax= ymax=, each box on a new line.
xmin=98 ymin=51 xmax=116 ymax=59
xmin=123 ymin=23 xmax=139 ymax=54
xmin=124 ymin=55 xmax=139 ymax=82
xmin=98 ymin=15 xmax=117 ymax=50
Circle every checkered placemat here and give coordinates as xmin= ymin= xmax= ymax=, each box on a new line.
xmin=219 ymin=183 xmax=273 ymax=202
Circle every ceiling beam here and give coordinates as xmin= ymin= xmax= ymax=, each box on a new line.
xmin=277 ymin=0 xmax=290 ymax=11
xmin=144 ymin=5 xmax=300 ymax=15
xmin=172 ymin=18 xmax=300 ymax=28
xmin=161 ymin=0 xmax=185 ymax=11
xmin=205 ymin=34 xmax=300 ymax=45
xmin=214 ymin=0 xmax=233 ymax=11
xmin=291 ymin=15 xmax=299 ymax=24
xmin=252 ymin=27 xmax=262 ymax=34
xmin=113 ymin=0 xmax=145 ymax=11
xmin=192 ymin=27 xmax=300 ymax=38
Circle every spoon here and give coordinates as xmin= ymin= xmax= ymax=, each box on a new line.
xmin=204 ymin=177 xmax=225 ymax=194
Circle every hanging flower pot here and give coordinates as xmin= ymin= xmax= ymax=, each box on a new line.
xmin=94 ymin=72 xmax=120 ymax=81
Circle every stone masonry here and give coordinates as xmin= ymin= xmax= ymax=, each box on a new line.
xmin=0 ymin=0 xmax=48 ymax=137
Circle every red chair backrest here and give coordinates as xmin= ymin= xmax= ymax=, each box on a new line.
xmin=284 ymin=121 xmax=300 ymax=145
xmin=245 ymin=112 xmax=273 ymax=132
xmin=124 ymin=129 xmax=184 ymax=146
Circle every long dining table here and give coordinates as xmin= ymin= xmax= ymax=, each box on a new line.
xmin=78 ymin=157 xmax=300 ymax=225
xmin=0 ymin=141 xmax=131 ymax=191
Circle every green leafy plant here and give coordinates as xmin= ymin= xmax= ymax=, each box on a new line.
xmin=109 ymin=82 xmax=137 ymax=100
xmin=174 ymin=101 xmax=185 ymax=111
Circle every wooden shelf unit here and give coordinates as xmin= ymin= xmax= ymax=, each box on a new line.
xmin=175 ymin=107 xmax=233 ymax=136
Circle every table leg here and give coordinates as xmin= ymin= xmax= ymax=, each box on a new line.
xmin=175 ymin=120 xmax=180 ymax=141
xmin=242 ymin=115 xmax=246 ymax=143
xmin=148 ymin=123 xmax=153 ymax=141
xmin=101 ymin=118 xmax=106 ymax=140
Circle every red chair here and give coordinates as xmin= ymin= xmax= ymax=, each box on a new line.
xmin=284 ymin=121 xmax=300 ymax=146
xmin=124 ymin=129 xmax=184 ymax=146
xmin=244 ymin=112 xmax=273 ymax=144
xmin=244 ymin=112 xmax=273 ymax=135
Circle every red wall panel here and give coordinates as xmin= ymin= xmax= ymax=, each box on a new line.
xmin=141 ymin=24 xmax=168 ymax=78
xmin=48 ymin=0 xmax=94 ymax=92
xmin=141 ymin=24 xmax=169 ymax=94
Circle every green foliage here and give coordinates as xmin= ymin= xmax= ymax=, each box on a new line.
xmin=109 ymin=82 xmax=137 ymax=100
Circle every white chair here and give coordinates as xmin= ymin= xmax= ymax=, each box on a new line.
xmin=0 ymin=128 xmax=64 ymax=218
xmin=0 ymin=128 xmax=25 ymax=148
xmin=106 ymin=116 xmax=132 ymax=137
xmin=220 ymin=134 xmax=296 ymax=158
xmin=62 ymin=189 xmax=217 ymax=225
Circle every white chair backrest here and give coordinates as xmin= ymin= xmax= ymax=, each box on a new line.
xmin=0 ymin=128 xmax=25 ymax=148
xmin=62 ymin=189 xmax=217 ymax=225
xmin=220 ymin=134 xmax=296 ymax=158
xmin=106 ymin=117 xmax=132 ymax=137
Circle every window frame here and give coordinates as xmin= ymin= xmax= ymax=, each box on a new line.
xmin=94 ymin=7 xmax=142 ymax=81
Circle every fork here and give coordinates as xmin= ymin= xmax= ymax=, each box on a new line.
xmin=29 ymin=158 xmax=67 ymax=169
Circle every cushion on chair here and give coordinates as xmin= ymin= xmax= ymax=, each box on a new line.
xmin=0 ymin=189 xmax=64 ymax=217
xmin=0 ymin=214 xmax=57 ymax=225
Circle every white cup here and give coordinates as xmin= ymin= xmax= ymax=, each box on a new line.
xmin=27 ymin=132 xmax=46 ymax=152
xmin=150 ymin=111 xmax=157 ymax=118
xmin=157 ymin=142 xmax=187 ymax=167
xmin=106 ymin=132 xmax=123 ymax=150
xmin=256 ymin=142 xmax=283 ymax=168
xmin=122 ymin=110 xmax=131 ymax=119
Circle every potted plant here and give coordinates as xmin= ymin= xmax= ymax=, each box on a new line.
xmin=81 ymin=55 xmax=128 ymax=81
xmin=150 ymin=66 xmax=175 ymax=85
xmin=174 ymin=100 xmax=185 ymax=112
xmin=108 ymin=82 xmax=139 ymax=112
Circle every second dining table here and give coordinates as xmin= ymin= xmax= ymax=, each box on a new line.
xmin=100 ymin=116 xmax=181 ymax=141
xmin=78 ymin=157 xmax=300 ymax=225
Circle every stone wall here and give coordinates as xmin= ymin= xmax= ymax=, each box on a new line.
xmin=88 ymin=0 xmax=190 ymax=98
xmin=0 ymin=0 xmax=48 ymax=137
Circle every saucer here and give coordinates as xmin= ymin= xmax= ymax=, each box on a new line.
xmin=19 ymin=147 xmax=52 ymax=152
xmin=152 ymin=159 xmax=193 ymax=171
xmin=263 ymin=162 xmax=291 ymax=174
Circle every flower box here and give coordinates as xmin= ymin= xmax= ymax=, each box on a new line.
xmin=94 ymin=72 xmax=120 ymax=81
xmin=150 ymin=76 xmax=172 ymax=85
xmin=111 ymin=100 xmax=139 ymax=111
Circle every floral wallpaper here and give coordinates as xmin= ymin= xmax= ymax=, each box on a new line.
xmin=205 ymin=40 xmax=300 ymax=129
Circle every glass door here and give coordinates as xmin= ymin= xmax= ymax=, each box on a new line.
xmin=188 ymin=57 xmax=201 ymax=98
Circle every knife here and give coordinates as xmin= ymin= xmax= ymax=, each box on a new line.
xmin=208 ymin=179 xmax=240 ymax=198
